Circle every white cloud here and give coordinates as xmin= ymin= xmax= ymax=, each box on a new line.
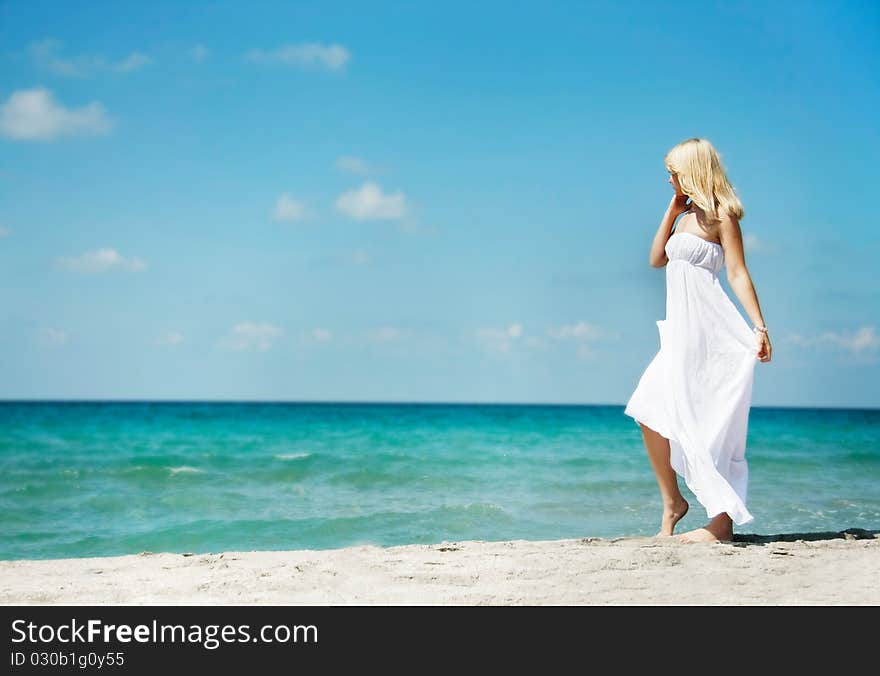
xmin=56 ymin=247 xmax=147 ymax=274
xmin=244 ymin=43 xmax=350 ymax=71
xmin=547 ymin=320 xmax=605 ymax=341
xmin=27 ymin=38 xmax=153 ymax=77
xmin=0 ymin=225 xmax=12 ymax=238
xmin=297 ymin=327 xmax=334 ymax=347
xmin=474 ymin=320 xmax=608 ymax=358
xmin=189 ymin=44 xmax=211 ymax=62
xmin=312 ymin=328 xmax=333 ymax=342
xmin=788 ymin=326 xmax=879 ymax=355
xmin=350 ymin=249 xmax=370 ymax=265
xmin=547 ymin=320 xmax=609 ymax=360
xmin=37 ymin=328 xmax=68 ymax=348
xmin=336 ymin=182 xmax=407 ymax=221
xmin=476 ymin=323 xmax=524 ymax=353
xmin=114 ymin=52 xmax=152 ymax=73
xmin=221 ymin=321 xmax=284 ymax=351
xmin=367 ymin=326 xmax=407 ymax=342
xmin=0 ymin=87 xmax=113 ymax=141
xmin=743 ymin=232 xmax=772 ymax=254
xmin=156 ymin=331 xmax=185 ymax=347
xmin=272 ymin=193 xmax=308 ymax=222
xmin=850 ymin=327 xmax=880 ymax=352
xmin=335 ymin=155 xmax=374 ymax=175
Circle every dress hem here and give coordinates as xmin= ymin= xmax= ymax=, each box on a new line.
xmin=624 ymin=406 xmax=755 ymax=526
xmin=623 ymin=407 xmax=676 ymax=445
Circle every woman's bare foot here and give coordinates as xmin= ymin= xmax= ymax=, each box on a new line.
xmin=675 ymin=514 xmax=733 ymax=543
xmin=657 ymin=498 xmax=689 ymax=536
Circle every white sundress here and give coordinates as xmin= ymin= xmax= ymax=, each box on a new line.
xmin=624 ymin=229 xmax=760 ymax=525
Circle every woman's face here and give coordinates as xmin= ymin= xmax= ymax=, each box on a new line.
xmin=667 ymin=170 xmax=684 ymax=196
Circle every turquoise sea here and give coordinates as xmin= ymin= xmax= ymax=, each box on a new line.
xmin=1 ymin=401 xmax=877 ymax=561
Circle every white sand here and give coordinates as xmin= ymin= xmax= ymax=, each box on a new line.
xmin=1 ymin=531 xmax=877 ymax=605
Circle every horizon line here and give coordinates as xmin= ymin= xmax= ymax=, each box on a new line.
xmin=0 ymin=399 xmax=876 ymax=411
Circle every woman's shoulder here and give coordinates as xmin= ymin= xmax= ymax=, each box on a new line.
xmin=719 ymin=203 xmax=740 ymax=222
xmin=717 ymin=206 xmax=743 ymax=236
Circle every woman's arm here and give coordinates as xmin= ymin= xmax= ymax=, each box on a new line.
xmin=650 ymin=196 xmax=690 ymax=267
xmin=719 ymin=212 xmax=773 ymax=362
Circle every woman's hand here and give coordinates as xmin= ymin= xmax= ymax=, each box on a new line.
xmin=756 ymin=331 xmax=772 ymax=362
xmin=668 ymin=193 xmax=692 ymax=218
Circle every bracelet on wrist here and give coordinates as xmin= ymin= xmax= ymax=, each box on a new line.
xmin=753 ymin=325 xmax=768 ymax=334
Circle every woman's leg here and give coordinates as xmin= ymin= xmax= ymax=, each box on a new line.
xmin=638 ymin=422 xmax=689 ymax=536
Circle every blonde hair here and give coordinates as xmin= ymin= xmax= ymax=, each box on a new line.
xmin=665 ymin=138 xmax=745 ymax=225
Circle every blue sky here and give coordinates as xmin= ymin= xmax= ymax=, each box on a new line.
xmin=1 ymin=0 xmax=877 ymax=407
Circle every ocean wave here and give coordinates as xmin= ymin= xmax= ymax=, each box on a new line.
xmin=168 ymin=466 xmax=205 ymax=475
xmin=274 ymin=452 xmax=312 ymax=461
xmin=437 ymin=501 xmax=511 ymax=517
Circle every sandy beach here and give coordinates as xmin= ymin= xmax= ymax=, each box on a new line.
xmin=1 ymin=529 xmax=877 ymax=605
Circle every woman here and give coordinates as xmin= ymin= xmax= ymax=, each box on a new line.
xmin=623 ymin=137 xmax=772 ymax=543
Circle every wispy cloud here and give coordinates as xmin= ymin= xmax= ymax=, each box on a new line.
xmin=336 ymin=182 xmax=407 ymax=221
xmin=475 ymin=320 xmax=610 ymax=358
xmin=27 ymin=38 xmax=153 ymax=77
xmin=189 ymin=44 xmax=210 ymax=62
xmin=743 ymin=232 xmax=773 ymax=254
xmin=220 ymin=321 xmax=284 ymax=351
xmin=475 ymin=323 xmax=524 ymax=353
xmin=155 ymin=331 xmax=185 ymax=347
xmin=787 ymin=326 xmax=879 ymax=356
xmin=272 ymin=193 xmax=308 ymax=222
xmin=547 ymin=321 xmax=605 ymax=341
xmin=350 ymin=249 xmax=371 ymax=265
xmin=55 ymin=248 xmax=147 ymax=274
xmin=547 ymin=320 xmax=610 ymax=359
xmin=0 ymin=87 xmax=113 ymax=141
xmin=311 ymin=328 xmax=333 ymax=343
xmin=37 ymin=328 xmax=68 ymax=348
xmin=335 ymin=155 xmax=375 ymax=175
xmin=244 ymin=43 xmax=350 ymax=71
xmin=296 ymin=327 xmax=335 ymax=348
xmin=366 ymin=326 xmax=408 ymax=343
xmin=114 ymin=52 xmax=152 ymax=73
xmin=0 ymin=225 xmax=12 ymax=238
